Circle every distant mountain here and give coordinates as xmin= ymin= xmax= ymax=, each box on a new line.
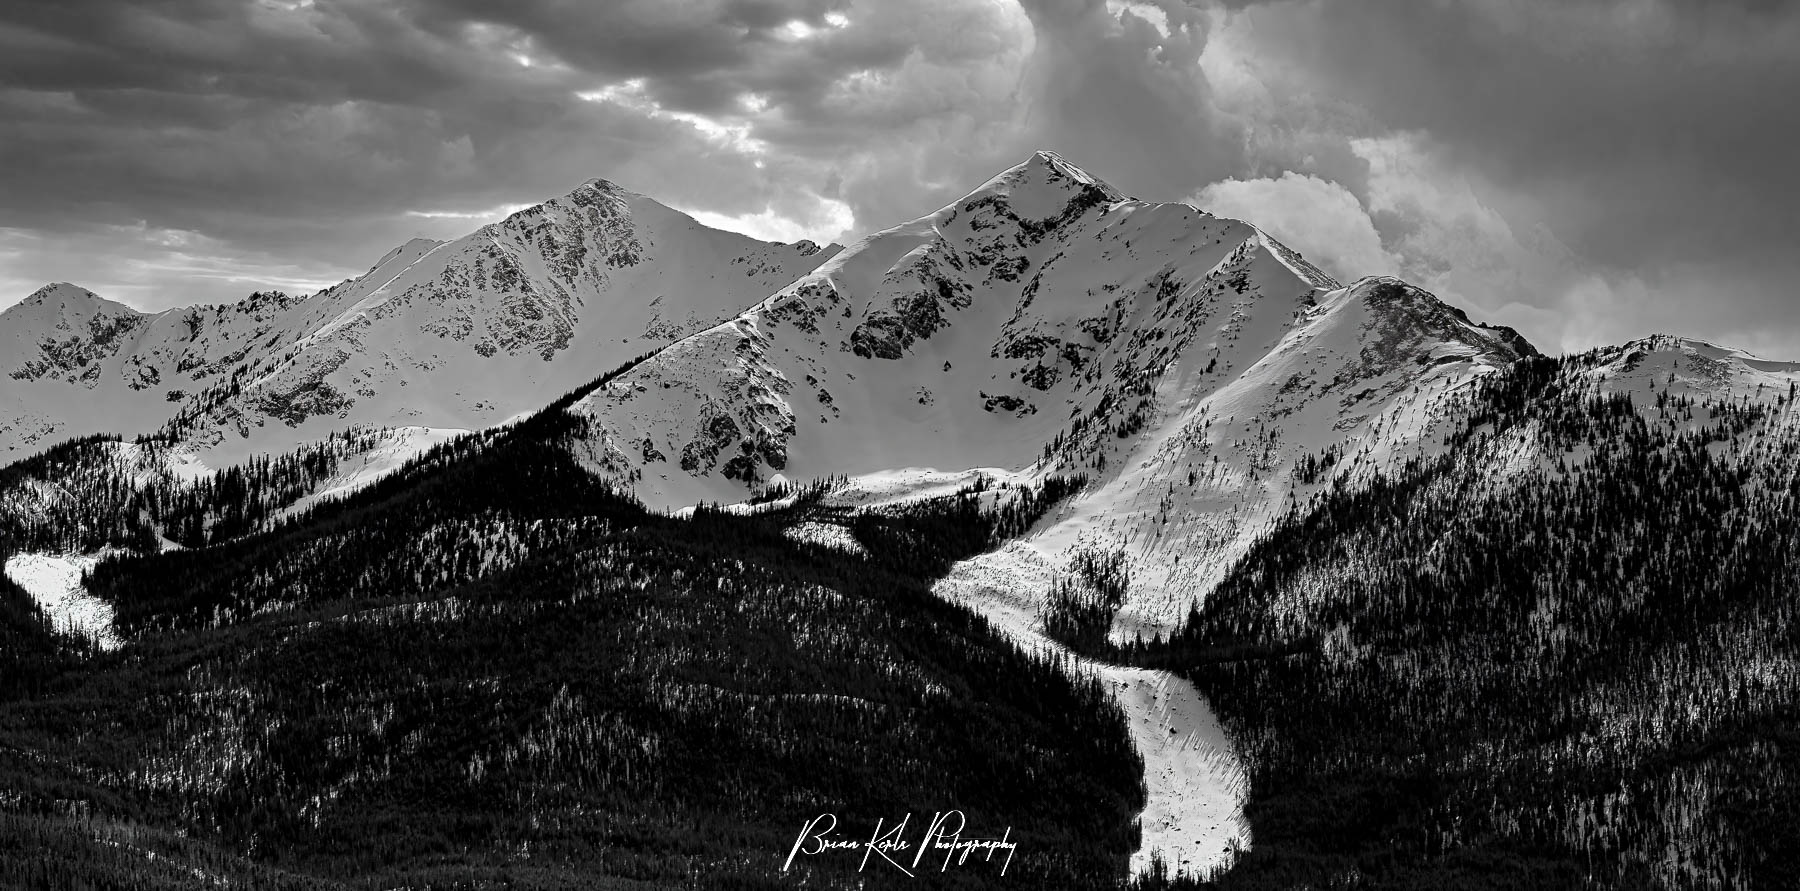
xmin=0 ymin=181 xmax=839 ymax=464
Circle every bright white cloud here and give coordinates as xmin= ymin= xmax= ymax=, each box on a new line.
xmin=405 ymin=203 xmax=534 ymax=220
xmin=1192 ymin=172 xmax=1395 ymax=282
xmin=1106 ymin=0 xmax=1170 ymax=36
xmin=680 ymin=194 xmax=855 ymax=246
xmin=1347 ymin=132 xmax=1603 ymax=350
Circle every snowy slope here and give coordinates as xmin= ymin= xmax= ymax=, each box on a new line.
xmin=1029 ymin=275 xmax=1537 ymax=634
xmin=558 ymin=152 xmax=1535 ymax=631
xmin=0 ymin=425 xmax=463 ymax=551
xmin=0 ymin=182 xmax=839 ymax=467
xmin=563 ymin=152 xmax=1331 ymax=502
xmin=931 ymin=540 xmax=1249 ymax=877
xmin=164 ymin=181 xmax=840 ymax=465
xmin=1422 ymin=333 xmax=1800 ymax=498
xmin=3 ymin=551 xmax=120 ymax=649
xmin=1576 ymin=333 xmax=1800 ymax=400
xmin=0 ymin=283 xmax=308 ymax=457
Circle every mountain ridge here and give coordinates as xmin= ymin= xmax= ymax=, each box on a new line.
xmin=11 ymin=153 xmax=1796 ymax=640
xmin=7 ymin=151 xmax=1800 ymax=889
xmin=0 ymin=180 xmax=842 ymax=464
xmin=547 ymin=152 xmax=1539 ymax=633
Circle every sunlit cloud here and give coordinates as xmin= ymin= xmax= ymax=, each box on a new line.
xmin=1105 ymin=0 xmax=1170 ymax=37
xmin=405 ymin=204 xmax=534 ymax=221
xmin=2 ymin=0 xmax=1794 ymax=356
xmin=1192 ymin=171 xmax=1396 ymax=283
xmin=578 ymin=80 xmax=767 ymax=156
xmin=678 ymin=195 xmax=855 ymax=246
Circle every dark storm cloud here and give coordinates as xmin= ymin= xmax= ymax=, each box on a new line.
xmin=1 ymin=0 xmax=546 ymax=226
xmin=1239 ymin=1 xmax=1800 ymax=258
xmin=0 ymin=0 xmax=1243 ymax=311
xmin=1012 ymin=0 xmax=1238 ymax=199
xmin=0 ymin=0 xmax=1795 ymax=358
xmin=0 ymin=0 xmax=848 ymax=305
xmin=1213 ymin=0 xmax=1800 ymax=351
xmin=408 ymin=0 xmax=861 ymax=113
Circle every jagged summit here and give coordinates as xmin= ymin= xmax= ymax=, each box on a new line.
xmin=574 ymin=176 xmax=631 ymax=196
xmin=990 ymin=150 xmax=1122 ymax=195
xmin=558 ymin=154 xmax=1499 ymax=509
xmin=950 ymin=150 xmax=1128 ymax=225
xmin=1325 ymin=276 xmax=1539 ymax=359
xmin=513 ymin=176 xmax=635 ymax=218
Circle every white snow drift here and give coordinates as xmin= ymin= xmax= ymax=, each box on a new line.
xmin=3 ymin=552 xmax=120 ymax=650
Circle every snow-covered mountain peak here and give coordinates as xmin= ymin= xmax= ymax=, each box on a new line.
xmin=573 ymin=176 xmax=631 ymax=196
xmin=6 ymin=282 xmax=140 ymax=330
xmin=1571 ymin=333 xmax=1800 ymax=403
xmin=149 ymin=176 xmax=838 ymax=464
xmin=551 ymin=154 xmax=1547 ymax=632
xmin=1317 ymin=276 xmax=1538 ymax=368
xmin=1 ymin=176 xmax=838 ymax=461
xmin=951 ymin=149 xmax=1127 ymax=226
xmin=561 ymin=154 xmax=1387 ymax=505
xmin=2 ymin=283 xmax=148 ymax=384
xmin=1010 ymin=149 xmax=1121 ymax=195
xmin=19 ymin=281 xmax=114 ymax=309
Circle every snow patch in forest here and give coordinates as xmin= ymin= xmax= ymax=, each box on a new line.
xmin=782 ymin=521 xmax=866 ymax=555
xmin=3 ymin=552 xmax=121 ymax=650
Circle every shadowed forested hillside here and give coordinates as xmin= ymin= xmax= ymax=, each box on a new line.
xmin=0 ymin=363 xmax=1143 ymax=889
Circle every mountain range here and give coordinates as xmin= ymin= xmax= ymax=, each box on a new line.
xmin=3 ymin=152 xmax=1799 ymax=889
xmin=1 ymin=151 xmax=1547 ymax=632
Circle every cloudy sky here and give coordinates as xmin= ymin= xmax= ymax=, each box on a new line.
xmin=1 ymin=0 xmax=1795 ymax=355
